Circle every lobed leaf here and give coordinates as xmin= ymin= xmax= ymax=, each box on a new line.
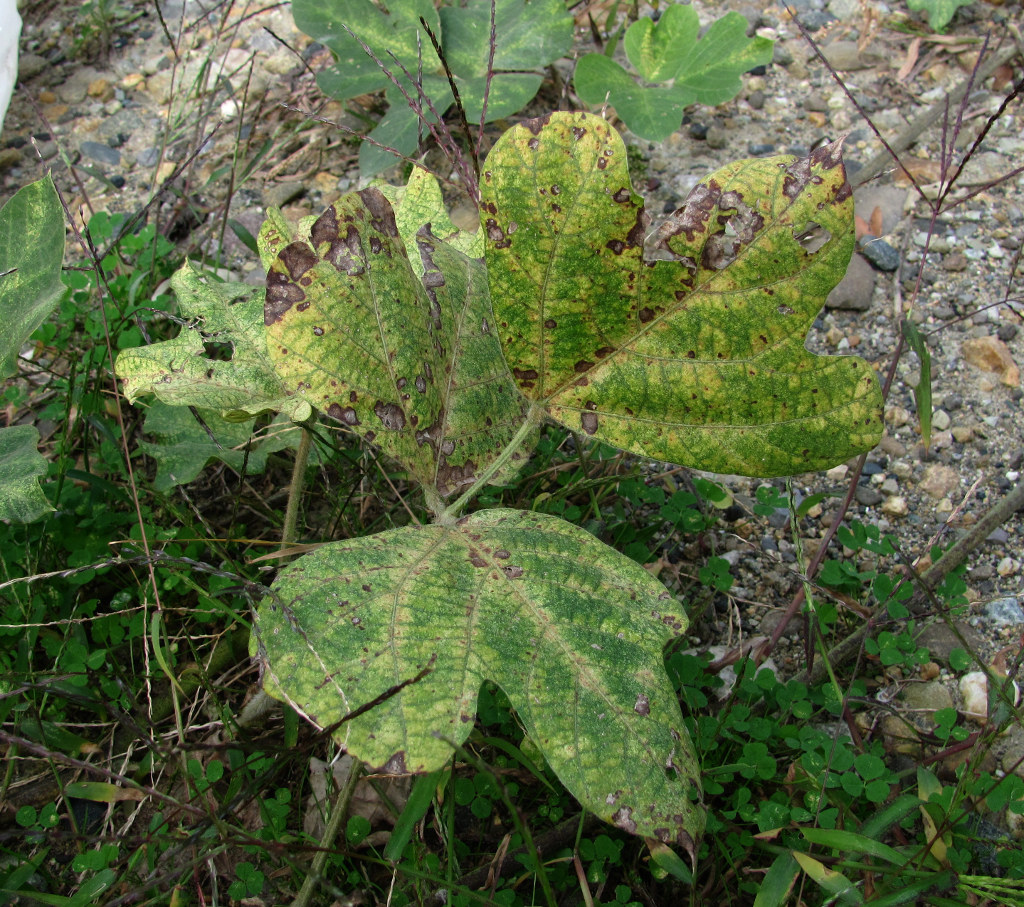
xmin=263 ymin=183 xmax=530 ymax=497
xmin=115 ymin=263 xmax=309 ymax=422
xmin=0 ymin=175 xmax=67 ymax=378
xmin=138 ymin=402 xmax=309 ymax=491
xmin=0 ymin=426 xmax=53 ymax=523
xmin=574 ymin=9 xmax=772 ymax=142
xmin=253 ymin=508 xmax=704 ymax=851
xmin=481 ymin=112 xmax=883 ymax=476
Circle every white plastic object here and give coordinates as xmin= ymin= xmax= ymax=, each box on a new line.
xmin=0 ymin=0 xmax=21 ymax=138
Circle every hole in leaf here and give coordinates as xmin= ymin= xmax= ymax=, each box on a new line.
xmin=793 ymin=221 xmax=831 ymax=253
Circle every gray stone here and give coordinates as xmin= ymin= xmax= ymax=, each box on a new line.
xmin=858 ymin=235 xmax=900 ymax=272
xmin=80 ymin=141 xmax=121 ymax=167
xmin=135 ymin=147 xmax=160 ymax=168
xmin=901 ymin=681 xmax=954 ymax=716
xmin=262 ymin=181 xmax=305 ymax=208
xmin=705 ymin=125 xmax=728 ymax=150
xmin=18 ymin=54 xmax=49 ymax=81
xmin=958 ymin=152 xmax=1010 ymax=186
xmin=985 ymin=597 xmax=1024 ymax=625
xmin=855 ymin=485 xmax=883 ymax=506
xmin=827 ymin=0 xmax=861 ymax=19
xmin=853 ymin=185 xmax=909 ymax=236
xmin=915 ymin=621 xmax=985 ymax=667
xmin=826 ymin=253 xmax=875 ymax=311
xmin=822 ymin=41 xmax=872 ymax=71
xmin=804 ymin=93 xmax=829 ymax=113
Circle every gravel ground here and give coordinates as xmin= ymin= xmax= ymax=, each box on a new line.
xmin=4 ymin=0 xmax=1023 ymax=790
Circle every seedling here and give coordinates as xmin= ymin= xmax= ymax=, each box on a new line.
xmin=116 ymin=110 xmax=884 ymax=854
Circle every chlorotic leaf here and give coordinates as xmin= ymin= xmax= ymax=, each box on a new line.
xmin=376 ymin=165 xmax=483 ymax=263
xmin=264 ymin=185 xmax=530 ymax=497
xmin=0 ymin=425 xmax=53 ymax=523
xmin=0 ymin=175 xmax=67 ymax=378
xmin=115 ymin=263 xmax=310 ymax=422
xmin=481 ymin=112 xmax=883 ymax=477
xmin=253 ymin=508 xmax=704 ymax=852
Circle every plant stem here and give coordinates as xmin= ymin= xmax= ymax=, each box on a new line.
xmin=281 ymin=426 xmax=313 ymax=550
xmin=290 ymin=761 xmax=364 ymax=907
xmin=440 ymin=404 xmax=545 ymax=522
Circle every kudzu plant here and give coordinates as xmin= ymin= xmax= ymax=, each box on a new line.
xmin=291 ymin=0 xmax=574 ymax=177
xmin=116 ymin=111 xmax=883 ymax=855
xmin=574 ymin=5 xmax=773 ymax=142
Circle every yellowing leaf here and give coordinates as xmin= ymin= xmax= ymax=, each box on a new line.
xmin=481 ymin=112 xmax=883 ymax=477
xmin=263 ymin=186 xmax=530 ymax=497
xmin=253 ymin=508 xmax=704 ymax=848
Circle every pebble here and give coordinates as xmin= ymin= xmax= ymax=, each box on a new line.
xmin=932 ymin=409 xmax=950 ymax=431
xmin=881 ymin=496 xmax=909 ymax=516
xmin=18 ymin=54 xmax=48 ymax=81
xmin=919 ymin=464 xmax=959 ymax=500
xmin=822 ymin=40 xmax=870 ymax=70
xmin=997 ymin=558 xmax=1019 ymax=578
xmin=79 ymin=141 xmax=121 ymax=167
xmin=960 ymin=671 xmax=989 ymax=723
xmin=961 ymin=336 xmax=1021 ymax=386
xmin=826 ymin=253 xmax=875 ymax=310
xmin=135 ymin=147 xmax=160 ymax=167
xmin=705 ymin=126 xmax=728 ymax=150
xmin=855 ymin=486 xmax=883 ymax=506
xmin=986 ymin=597 xmax=1024 ymax=624
xmin=857 ymin=235 xmax=900 ymax=272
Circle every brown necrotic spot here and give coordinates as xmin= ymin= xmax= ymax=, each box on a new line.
xmin=612 ymin=187 xmax=631 ymax=203
xmin=571 ymin=126 xmax=586 ymax=140
xmin=370 ymin=236 xmax=382 ymax=254
xmin=638 ymin=307 xmax=655 ymax=323
xmin=522 ymin=113 xmax=551 ymax=136
xmin=597 ymin=157 xmax=607 ymax=170
xmin=379 ymin=751 xmax=407 ymax=774
xmin=313 ymin=326 xmax=324 ymax=336
xmin=528 ymin=137 xmax=540 ymax=150
xmin=551 ymin=202 xmax=561 ymax=213
xmin=513 ymin=367 xmax=539 ymax=381
xmin=440 ymin=439 xmax=456 ymax=456
xmin=777 ymin=304 xmax=795 ymax=315
xmin=356 ymin=188 xmax=399 ymax=236
xmin=594 ymin=346 xmax=614 ymax=359
xmin=544 ymin=319 xmax=557 ymax=329
xmin=574 ymin=359 xmax=594 ymax=373
xmin=550 ymin=185 xmax=561 ymax=195
xmin=415 ymin=375 xmax=426 ymax=393
xmin=373 ymin=401 xmax=406 ymax=430
xmin=612 ymin=807 xmax=637 ymax=835
xmin=634 ymin=693 xmax=650 ymax=716
xmin=581 ymin=412 xmax=598 ymax=435
xmin=468 ymin=550 xmax=487 ymax=568
xmin=494 ymin=549 xmax=510 ymax=559
xmin=606 ymin=239 xmax=625 ymax=255
xmin=502 ymin=564 xmax=524 ymax=579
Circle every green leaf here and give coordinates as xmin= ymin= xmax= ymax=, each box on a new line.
xmin=294 ymin=0 xmax=443 ymax=99
xmin=357 ymin=82 xmax=452 ymax=179
xmin=481 ymin=112 xmax=883 ymax=477
xmin=440 ymin=0 xmax=573 ymax=76
xmin=793 ymin=851 xmax=864 ymax=904
xmin=907 ymin=0 xmax=973 ymax=32
xmin=264 ymin=183 xmax=532 ymax=497
xmin=574 ymin=54 xmax=691 ymax=143
xmin=574 ymin=9 xmax=772 ymax=142
xmin=253 ymin=508 xmax=704 ymax=849
xmin=115 ymin=262 xmax=310 ymax=422
xmin=799 ymin=827 xmax=906 ymax=865
xmin=138 ymin=402 xmax=306 ymax=491
xmin=672 ymin=12 xmax=773 ymax=107
xmin=902 ymin=318 xmax=932 ymax=452
xmin=0 ymin=425 xmax=53 ymax=523
xmin=623 ymin=4 xmax=699 ymax=83
xmin=0 ymin=175 xmax=68 ymax=378
xmin=753 ymin=852 xmax=799 ymax=907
